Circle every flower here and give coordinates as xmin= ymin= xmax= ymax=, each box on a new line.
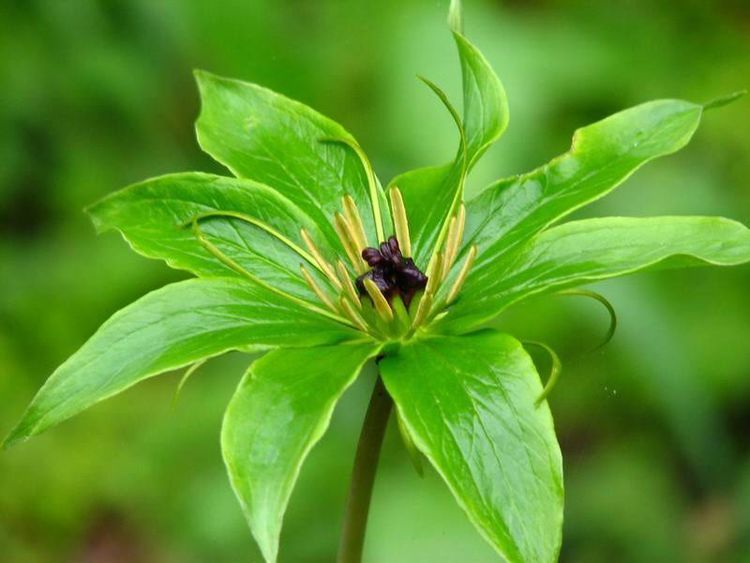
xmin=4 ymin=1 xmax=749 ymax=562
xmin=357 ymin=236 xmax=428 ymax=308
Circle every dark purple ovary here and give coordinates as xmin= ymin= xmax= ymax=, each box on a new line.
xmin=356 ymin=236 xmax=427 ymax=307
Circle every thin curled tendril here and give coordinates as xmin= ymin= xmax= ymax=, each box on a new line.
xmin=523 ymin=341 xmax=562 ymax=407
xmin=417 ymin=75 xmax=469 ymax=275
xmin=171 ymin=358 xmax=208 ymax=407
xmin=556 ymin=289 xmax=617 ymax=352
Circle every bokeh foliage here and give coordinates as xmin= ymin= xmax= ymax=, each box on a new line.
xmin=1 ymin=0 xmax=748 ymax=561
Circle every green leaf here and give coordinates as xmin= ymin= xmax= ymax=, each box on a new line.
xmin=195 ymin=70 xmax=390 ymax=249
xmin=459 ymin=99 xmax=705 ymax=283
xmin=4 ymin=278 xmax=360 ymax=448
xmin=380 ymin=331 xmax=563 ymax=563
xmin=222 ymin=342 xmax=379 ymax=563
xmin=391 ymin=4 xmax=508 ymax=267
xmin=89 ymin=172 xmax=334 ymax=301
xmin=443 ymin=216 xmax=750 ymax=332
xmin=451 ymin=12 xmax=509 ymax=166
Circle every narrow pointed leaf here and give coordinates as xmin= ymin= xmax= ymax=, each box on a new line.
xmin=222 ymin=342 xmax=379 ymax=563
xmin=392 ymin=6 xmax=508 ymax=267
xmin=195 ymin=71 xmax=390 ymax=248
xmin=4 ymin=278 xmax=360 ymax=448
xmin=443 ymin=216 xmax=750 ymax=332
xmin=450 ymin=2 xmax=509 ymax=166
xmin=380 ymin=331 xmax=563 ymax=563
xmin=459 ymin=99 xmax=705 ymax=281
xmin=89 ymin=172 xmax=334 ymax=300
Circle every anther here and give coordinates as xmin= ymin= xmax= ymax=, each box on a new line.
xmin=336 ymin=260 xmax=362 ymax=310
xmin=411 ymin=292 xmax=433 ymax=329
xmin=446 ymin=245 xmax=477 ymax=304
xmin=441 ymin=216 xmax=457 ymax=281
xmin=342 ymin=195 xmax=369 ymax=251
xmin=389 ymin=187 xmax=412 ymax=257
xmin=442 ymin=204 xmax=466 ymax=280
xmin=363 ymin=278 xmax=394 ymax=322
xmin=334 ymin=213 xmax=367 ymax=274
xmin=300 ymin=228 xmax=342 ymax=290
xmin=424 ymin=251 xmax=444 ymax=294
xmin=300 ymin=265 xmax=338 ymax=313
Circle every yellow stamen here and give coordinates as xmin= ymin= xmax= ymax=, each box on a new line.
xmin=411 ymin=292 xmax=433 ymax=329
xmin=446 ymin=245 xmax=477 ymax=304
xmin=363 ymin=278 xmax=394 ymax=322
xmin=336 ymin=260 xmax=362 ymax=309
xmin=340 ymin=296 xmax=369 ymax=332
xmin=456 ymin=203 xmax=466 ymax=248
xmin=440 ymin=216 xmax=458 ymax=280
xmin=389 ymin=186 xmax=412 ymax=257
xmin=300 ymin=265 xmax=338 ymax=314
xmin=442 ymin=204 xmax=465 ymax=279
xmin=300 ymin=228 xmax=341 ymax=290
xmin=334 ymin=213 xmax=367 ymax=274
xmin=425 ymin=251 xmax=444 ymax=294
xmin=342 ymin=195 xmax=369 ymax=251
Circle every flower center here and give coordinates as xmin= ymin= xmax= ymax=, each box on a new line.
xmin=296 ymin=187 xmax=477 ymax=341
xmin=185 ymin=181 xmax=474 ymax=341
xmin=356 ymin=236 xmax=427 ymax=308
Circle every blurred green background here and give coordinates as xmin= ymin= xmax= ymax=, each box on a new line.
xmin=1 ymin=0 xmax=749 ymax=561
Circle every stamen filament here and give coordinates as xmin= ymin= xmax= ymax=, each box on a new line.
xmin=363 ymin=279 xmax=394 ymax=322
xmin=389 ymin=187 xmax=412 ymax=257
xmin=446 ymin=245 xmax=477 ymax=304
xmin=342 ymin=195 xmax=369 ymax=251
xmin=300 ymin=228 xmax=342 ymax=290
xmin=300 ymin=264 xmax=338 ymax=314
xmin=334 ymin=213 xmax=368 ymax=274
xmin=337 ymin=260 xmax=362 ymax=309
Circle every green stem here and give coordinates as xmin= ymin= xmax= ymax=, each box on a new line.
xmin=337 ymin=375 xmax=392 ymax=563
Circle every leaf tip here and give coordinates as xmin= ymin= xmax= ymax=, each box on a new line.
xmin=192 ymin=68 xmax=210 ymax=83
xmin=448 ymin=0 xmax=464 ymax=35
xmin=83 ymin=201 xmax=109 ymax=234
xmin=2 ymin=426 xmax=25 ymax=451
xmin=193 ymin=69 xmax=221 ymax=99
xmin=703 ymin=89 xmax=747 ymax=111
